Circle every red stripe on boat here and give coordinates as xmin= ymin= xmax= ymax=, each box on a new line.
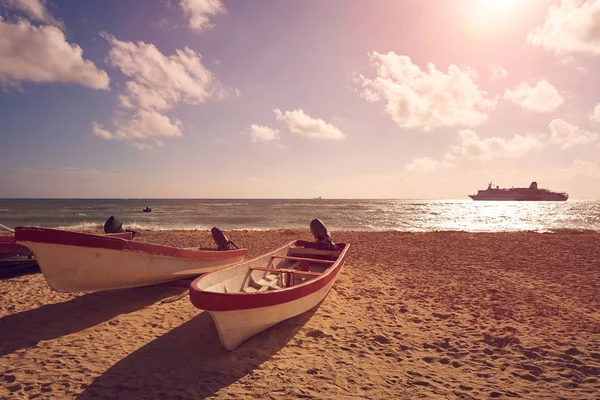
xmin=189 ymin=243 xmax=350 ymax=311
xmin=14 ymin=227 xmax=247 ymax=260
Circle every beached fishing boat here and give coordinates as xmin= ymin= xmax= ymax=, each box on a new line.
xmin=0 ymin=235 xmax=37 ymax=277
xmin=14 ymin=227 xmax=246 ymax=292
xmin=0 ymin=235 xmax=32 ymax=257
xmin=1 ymin=230 xmax=132 ymax=278
xmin=189 ymin=219 xmax=349 ymax=350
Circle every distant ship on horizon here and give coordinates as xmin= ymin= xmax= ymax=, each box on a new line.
xmin=469 ymin=182 xmax=568 ymax=201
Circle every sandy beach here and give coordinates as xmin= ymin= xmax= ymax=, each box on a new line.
xmin=1 ymin=230 xmax=599 ymax=399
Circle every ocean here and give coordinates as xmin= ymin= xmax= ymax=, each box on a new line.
xmin=1 ymin=199 xmax=599 ymax=233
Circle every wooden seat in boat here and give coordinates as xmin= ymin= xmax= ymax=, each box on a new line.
xmin=243 ymin=272 xmax=283 ymax=293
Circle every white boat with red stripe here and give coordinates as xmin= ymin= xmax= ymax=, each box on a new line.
xmin=190 ymin=219 xmax=349 ymax=350
xmin=15 ymin=227 xmax=247 ymax=293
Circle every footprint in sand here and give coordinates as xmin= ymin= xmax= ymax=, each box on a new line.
xmin=373 ymin=335 xmax=391 ymax=344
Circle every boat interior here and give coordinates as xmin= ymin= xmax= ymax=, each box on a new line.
xmin=202 ymin=245 xmax=343 ymax=294
xmin=241 ymin=248 xmax=340 ymax=293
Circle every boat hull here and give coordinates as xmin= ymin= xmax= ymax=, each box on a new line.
xmin=207 ymin=270 xmax=338 ymax=350
xmin=190 ymin=240 xmax=349 ymax=350
xmin=15 ymin=228 xmax=246 ymax=292
xmin=20 ymin=242 xmax=244 ymax=292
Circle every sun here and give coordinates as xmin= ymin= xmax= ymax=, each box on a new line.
xmin=479 ymin=0 xmax=521 ymax=10
xmin=467 ymin=0 xmax=524 ymax=32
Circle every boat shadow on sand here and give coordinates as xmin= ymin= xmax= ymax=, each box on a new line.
xmin=0 ymin=286 xmax=185 ymax=356
xmin=77 ymin=306 xmax=320 ymax=399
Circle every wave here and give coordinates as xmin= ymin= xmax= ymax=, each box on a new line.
xmin=40 ymin=222 xmax=600 ymax=234
xmin=207 ymin=203 xmax=249 ymax=207
xmin=538 ymin=228 xmax=600 ymax=234
xmin=55 ymin=222 xmax=103 ymax=230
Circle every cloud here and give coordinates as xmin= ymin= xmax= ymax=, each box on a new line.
xmin=548 ymin=119 xmax=598 ymax=148
xmin=527 ymin=0 xmax=600 ymax=55
xmin=131 ymin=142 xmax=153 ymax=151
xmin=405 ymin=119 xmax=599 ymax=172
xmin=357 ymin=52 xmax=495 ymax=130
xmin=93 ymin=110 xmax=182 ymax=145
xmin=274 ymin=109 xmax=345 ymax=140
xmin=95 ymin=34 xmax=224 ymax=149
xmin=250 ymin=124 xmax=280 ymax=142
xmin=179 ymin=0 xmax=225 ymax=32
xmin=4 ymin=0 xmax=63 ymax=28
xmin=0 ymin=18 xmax=109 ymax=89
xmin=102 ymin=33 xmax=223 ymax=111
xmin=489 ymin=64 xmax=508 ymax=81
xmin=503 ymin=80 xmax=564 ymax=113
xmin=591 ymin=103 xmax=600 ymax=122
xmin=559 ymin=56 xmax=587 ymax=72
xmin=449 ymin=129 xmax=546 ymax=161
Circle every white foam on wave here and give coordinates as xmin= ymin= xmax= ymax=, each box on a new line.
xmin=55 ymin=222 xmax=103 ymax=230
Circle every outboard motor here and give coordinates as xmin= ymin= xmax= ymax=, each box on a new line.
xmin=310 ymin=219 xmax=340 ymax=250
xmin=103 ymin=216 xmax=137 ymax=236
xmin=104 ymin=216 xmax=124 ymax=234
xmin=211 ymin=227 xmax=238 ymax=251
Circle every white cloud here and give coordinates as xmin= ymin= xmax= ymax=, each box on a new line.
xmin=357 ymin=52 xmax=495 ymax=131
xmin=4 ymin=0 xmax=63 ymax=28
xmin=559 ymin=56 xmax=587 ymax=72
xmin=591 ymin=103 xmax=600 ymax=122
xmin=250 ymin=124 xmax=280 ymax=142
xmin=274 ymin=109 xmax=345 ymax=140
xmin=503 ymin=80 xmax=564 ymax=113
xmin=0 ymin=18 xmax=109 ymax=89
xmin=102 ymin=33 xmax=223 ymax=111
xmin=95 ymin=34 xmax=224 ymax=149
xmin=131 ymin=142 xmax=153 ymax=151
xmin=489 ymin=64 xmax=508 ymax=81
xmin=92 ymin=123 xmax=114 ymax=140
xmin=527 ymin=0 xmax=600 ymax=55
xmin=450 ymin=129 xmax=546 ymax=161
xmin=93 ymin=110 xmax=182 ymax=146
xmin=548 ymin=119 xmax=598 ymax=148
xmin=179 ymin=0 xmax=225 ymax=32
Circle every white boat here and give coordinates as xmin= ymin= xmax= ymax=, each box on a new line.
xmin=14 ymin=227 xmax=247 ymax=292
xmin=190 ymin=219 xmax=349 ymax=350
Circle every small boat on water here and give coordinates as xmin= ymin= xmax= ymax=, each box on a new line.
xmin=143 ymin=206 xmax=152 ymax=213
xmin=15 ymin=227 xmax=246 ymax=292
xmin=189 ymin=219 xmax=350 ymax=350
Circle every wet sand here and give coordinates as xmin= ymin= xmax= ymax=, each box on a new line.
xmin=1 ymin=230 xmax=599 ymax=399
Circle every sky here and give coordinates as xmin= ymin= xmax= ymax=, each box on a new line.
xmin=1 ymin=0 xmax=600 ymax=199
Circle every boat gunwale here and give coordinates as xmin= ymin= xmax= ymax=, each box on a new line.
xmin=14 ymin=227 xmax=247 ymax=260
xmin=189 ymin=240 xmax=350 ymax=311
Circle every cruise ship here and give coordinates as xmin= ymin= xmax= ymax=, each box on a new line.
xmin=469 ymin=182 xmax=568 ymax=201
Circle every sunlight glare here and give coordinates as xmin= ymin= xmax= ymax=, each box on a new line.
xmin=480 ymin=0 xmax=521 ymax=11
xmin=467 ymin=0 xmax=526 ymax=33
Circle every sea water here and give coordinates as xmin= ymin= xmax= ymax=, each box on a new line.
xmin=0 ymin=199 xmax=599 ymax=233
